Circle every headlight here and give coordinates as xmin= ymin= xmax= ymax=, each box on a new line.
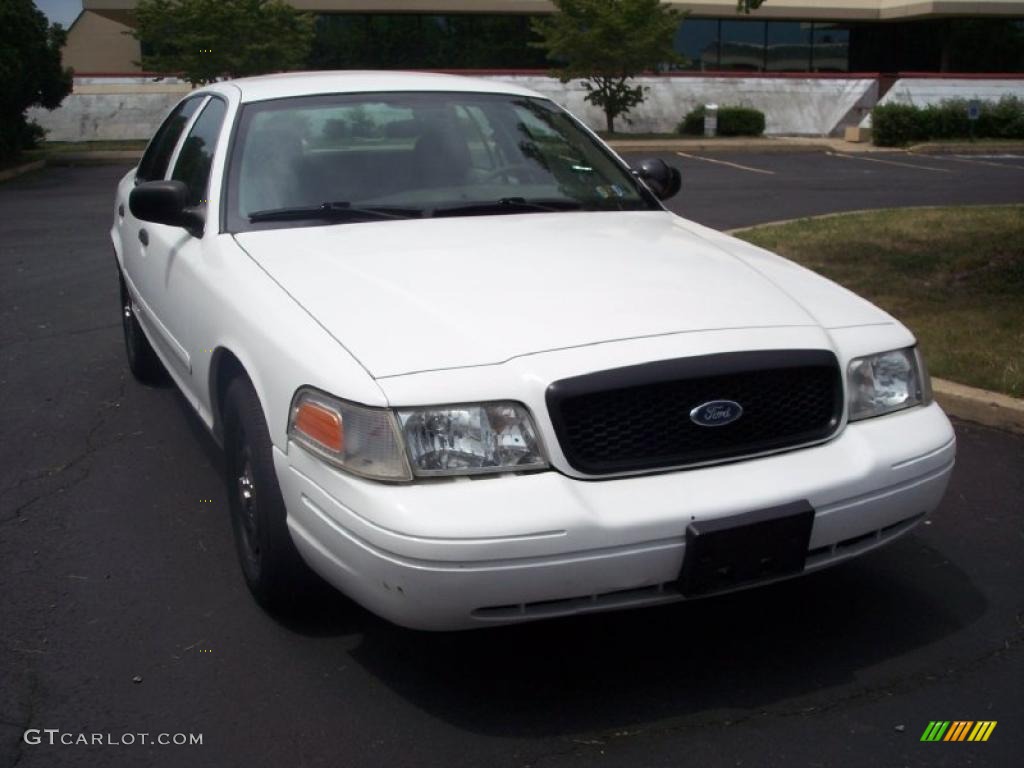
xmin=847 ymin=347 xmax=930 ymax=421
xmin=397 ymin=402 xmax=548 ymax=477
xmin=288 ymin=389 xmax=412 ymax=481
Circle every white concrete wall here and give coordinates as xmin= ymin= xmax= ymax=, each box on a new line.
xmin=29 ymin=74 xmax=876 ymax=142
xmin=880 ymin=78 xmax=1024 ymax=107
xmin=28 ymin=77 xmax=192 ymax=142
xmin=860 ymin=78 xmax=1024 ymax=127
xmin=484 ymin=75 xmax=878 ymax=135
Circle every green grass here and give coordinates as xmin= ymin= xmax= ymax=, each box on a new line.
xmin=40 ymin=140 xmax=147 ymax=153
xmin=909 ymin=138 xmax=1024 ymax=151
xmin=736 ymin=205 xmax=1024 ymax=398
xmin=2 ymin=140 xmax=147 ymax=175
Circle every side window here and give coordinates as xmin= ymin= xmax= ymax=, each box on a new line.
xmin=136 ymin=97 xmax=203 ymax=183
xmin=171 ymin=98 xmax=228 ymax=208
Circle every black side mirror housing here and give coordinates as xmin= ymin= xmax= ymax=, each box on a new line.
xmin=130 ymin=180 xmax=205 ymax=235
xmin=633 ymin=158 xmax=682 ymax=201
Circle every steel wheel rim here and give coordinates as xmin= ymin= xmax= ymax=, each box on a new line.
xmin=235 ymin=443 xmax=261 ymax=568
xmin=121 ymin=288 xmax=137 ymax=358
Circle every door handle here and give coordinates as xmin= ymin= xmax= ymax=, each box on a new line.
xmin=118 ymin=203 xmax=125 ymax=218
xmin=138 ymin=229 xmax=149 ymax=246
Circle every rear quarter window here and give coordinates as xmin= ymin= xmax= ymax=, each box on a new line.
xmin=136 ymin=96 xmax=204 ymax=183
xmin=170 ymin=97 xmax=228 ymax=208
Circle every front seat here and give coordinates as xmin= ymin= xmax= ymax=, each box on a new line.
xmin=411 ymin=123 xmax=472 ymax=189
xmin=238 ymin=125 xmax=307 ymax=215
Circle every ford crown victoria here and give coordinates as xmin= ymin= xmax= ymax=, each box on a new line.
xmin=111 ymin=72 xmax=956 ymax=630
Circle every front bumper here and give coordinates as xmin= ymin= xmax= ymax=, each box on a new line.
xmin=276 ymin=402 xmax=955 ymax=630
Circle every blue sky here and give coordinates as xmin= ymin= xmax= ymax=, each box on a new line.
xmin=36 ymin=0 xmax=83 ymax=28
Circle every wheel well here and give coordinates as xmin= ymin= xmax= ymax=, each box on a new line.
xmin=209 ymin=348 xmax=248 ymax=445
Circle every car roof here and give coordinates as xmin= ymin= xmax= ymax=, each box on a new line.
xmin=201 ymin=70 xmax=545 ymax=104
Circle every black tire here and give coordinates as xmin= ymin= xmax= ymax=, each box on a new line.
xmin=223 ymin=375 xmax=321 ymax=613
xmin=119 ymin=271 xmax=165 ymax=384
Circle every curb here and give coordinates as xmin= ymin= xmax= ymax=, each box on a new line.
xmin=0 ymin=159 xmax=46 ymax=182
xmin=933 ymin=378 xmax=1024 ymax=435
xmin=48 ymin=150 xmax=143 ymax=166
xmin=608 ymin=138 xmax=1024 ymax=156
xmin=608 ymin=138 xmax=837 ymax=154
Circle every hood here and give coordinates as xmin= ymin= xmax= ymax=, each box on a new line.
xmin=234 ymin=211 xmax=888 ymax=378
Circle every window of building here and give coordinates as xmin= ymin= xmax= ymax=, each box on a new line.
xmin=766 ymin=22 xmax=812 ymax=72
xmin=948 ymin=18 xmax=1024 ymax=72
xmin=308 ymin=13 xmax=547 ymax=70
xmin=720 ymin=20 xmax=766 ymax=71
xmin=812 ymin=23 xmax=850 ymax=72
xmin=674 ymin=18 xmax=720 ymax=70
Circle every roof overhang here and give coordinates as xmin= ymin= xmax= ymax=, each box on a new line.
xmin=83 ymin=0 xmax=1024 ymax=24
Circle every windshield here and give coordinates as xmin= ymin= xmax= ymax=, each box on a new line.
xmin=225 ymin=91 xmax=659 ymax=231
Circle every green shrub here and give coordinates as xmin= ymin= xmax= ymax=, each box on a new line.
xmin=871 ymin=104 xmax=927 ymax=146
xmin=978 ymin=95 xmax=1024 ymax=138
xmin=873 ymin=96 xmax=1024 ymax=146
xmin=678 ymin=105 xmax=706 ymax=135
xmin=677 ymin=105 xmax=766 ymax=137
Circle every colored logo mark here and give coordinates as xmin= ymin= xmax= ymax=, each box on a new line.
xmin=920 ymin=721 xmax=997 ymax=742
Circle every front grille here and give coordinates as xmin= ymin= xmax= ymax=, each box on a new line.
xmin=546 ymin=350 xmax=843 ymax=475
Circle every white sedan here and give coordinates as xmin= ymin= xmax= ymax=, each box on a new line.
xmin=112 ymin=72 xmax=955 ymax=630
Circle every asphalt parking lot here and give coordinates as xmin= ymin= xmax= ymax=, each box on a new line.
xmin=614 ymin=147 xmax=1024 ymax=230
xmin=1 ymin=155 xmax=1022 ymax=768
xmin=617 ymin=148 xmax=1024 ymax=229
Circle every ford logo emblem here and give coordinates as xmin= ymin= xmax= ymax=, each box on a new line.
xmin=690 ymin=400 xmax=743 ymax=427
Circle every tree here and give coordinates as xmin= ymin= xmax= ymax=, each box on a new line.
xmin=0 ymin=0 xmax=72 ymax=161
xmin=133 ymin=0 xmax=315 ymax=86
xmin=532 ymin=0 xmax=682 ymax=134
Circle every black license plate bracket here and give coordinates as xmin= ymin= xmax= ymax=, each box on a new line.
xmin=679 ymin=500 xmax=815 ymax=597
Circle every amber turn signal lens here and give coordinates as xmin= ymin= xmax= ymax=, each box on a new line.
xmin=293 ymin=401 xmax=344 ymax=453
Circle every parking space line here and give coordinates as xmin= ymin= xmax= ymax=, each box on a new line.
xmin=825 ymin=151 xmax=951 ymax=173
xmin=675 ymin=152 xmax=775 ymax=175
xmin=913 ymin=154 xmax=1024 ymax=171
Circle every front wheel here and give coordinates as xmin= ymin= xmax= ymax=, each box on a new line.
xmin=223 ymin=375 xmax=322 ymax=612
xmin=119 ymin=271 xmax=165 ymax=384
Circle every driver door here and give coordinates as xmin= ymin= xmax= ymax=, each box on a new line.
xmin=133 ymin=96 xmax=228 ymax=387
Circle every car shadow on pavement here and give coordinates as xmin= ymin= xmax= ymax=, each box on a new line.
xmin=341 ymin=539 xmax=985 ymax=738
xmin=171 ymin=379 xmax=989 ymax=739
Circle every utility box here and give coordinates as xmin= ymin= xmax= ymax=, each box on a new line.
xmin=704 ymin=103 xmax=718 ymax=137
xmin=844 ymin=125 xmax=871 ymax=143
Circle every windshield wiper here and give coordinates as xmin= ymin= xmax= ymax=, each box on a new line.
xmin=248 ymin=202 xmax=421 ymax=223
xmin=429 ymin=197 xmax=584 ymax=218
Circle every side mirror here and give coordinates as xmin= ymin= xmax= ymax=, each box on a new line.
xmin=633 ymin=158 xmax=682 ymax=201
xmin=130 ymin=180 xmax=204 ymax=235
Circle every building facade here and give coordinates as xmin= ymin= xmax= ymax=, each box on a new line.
xmin=65 ymin=0 xmax=1024 ymax=74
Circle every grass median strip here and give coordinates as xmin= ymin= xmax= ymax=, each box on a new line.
xmin=735 ymin=205 xmax=1024 ymax=398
